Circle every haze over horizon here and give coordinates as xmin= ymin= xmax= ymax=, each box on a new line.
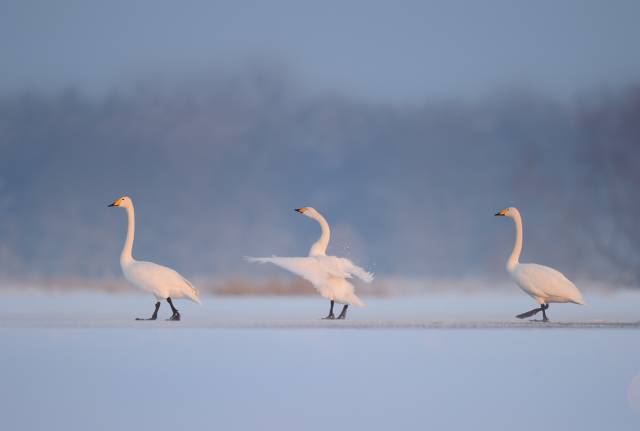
xmin=0 ymin=1 xmax=639 ymax=285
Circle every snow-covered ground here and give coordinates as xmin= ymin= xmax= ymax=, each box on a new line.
xmin=1 ymin=289 xmax=640 ymax=430
xmin=3 ymin=286 xmax=640 ymax=326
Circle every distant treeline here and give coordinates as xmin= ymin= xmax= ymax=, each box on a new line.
xmin=0 ymin=70 xmax=638 ymax=285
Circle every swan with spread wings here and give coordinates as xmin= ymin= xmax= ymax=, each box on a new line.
xmin=246 ymin=207 xmax=373 ymax=320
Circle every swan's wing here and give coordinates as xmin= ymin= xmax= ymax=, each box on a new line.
xmin=246 ymin=256 xmax=374 ymax=284
xmin=316 ymin=256 xmax=375 ymax=283
xmin=245 ymin=256 xmax=328 ymax=286
xmin=128 ymin=261 xmax=201 ymax=303
xmin=175 ymin=272 xmax=201 ymax=303
xmin=246 ymin=256 xmax=371 ymax=306
xmin=343 ymin=260 xmax=374 ymax=283
xmin=516 ymin=263 xmax=584 ymax=304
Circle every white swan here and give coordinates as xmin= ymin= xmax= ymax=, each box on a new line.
xmin=108 ymin=196 xmax=201 ymax=320
xmin=495 ymin=207 xmax=584 ymax=321
xmin=246 ymin=207 xmax=373 ymax=320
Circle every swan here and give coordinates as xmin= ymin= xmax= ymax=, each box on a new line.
xmin=108 ymin=196 xmax=201 ymax=321
xmin=246 ymin=207 xmax=373 ymax=320
xmin=495 ymin=207 xmax=584 ymax=321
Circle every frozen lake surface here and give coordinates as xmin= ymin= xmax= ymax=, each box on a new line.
xmin=1 ymin=290 xmax=640 ymax=430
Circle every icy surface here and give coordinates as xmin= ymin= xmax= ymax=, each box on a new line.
xmin=1 ymin=290 xmax=640 ymax=430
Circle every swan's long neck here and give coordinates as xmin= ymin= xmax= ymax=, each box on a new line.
xmin=507 ymin=212 xmax=523 ymax=271
xmin=309 ymin=212 xmax=330 ymax=256
xmin=120 ymin=204 xmax=136 ymax=267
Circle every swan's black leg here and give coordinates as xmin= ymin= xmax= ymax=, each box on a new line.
xmin=136 ymin=301 xmax=160 ymax=321
xmin=337 ymin=304 xmax=349 ymax=320
xmin=541 ymin=304 xmax=550 ymax=322
xmin=167 ymin=297 xmax=181 ymax=321
xmin=516 ymin=306 xmax=543 ymax=319
xmin=322 ymin=300 xmax=335 ymax=320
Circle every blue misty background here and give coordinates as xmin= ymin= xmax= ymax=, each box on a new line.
xmin=0 ymin=0 xmax=638 ymax=282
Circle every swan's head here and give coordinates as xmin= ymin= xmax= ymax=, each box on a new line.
xmin=294 ymin=207 xmax=319 ymax=219
xmin=495 ymin=207 xmax=520 ymax=219
xmin=108 ymin=196 xmax=133 ymax=209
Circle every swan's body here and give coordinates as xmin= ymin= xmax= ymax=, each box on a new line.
xmin=247 ymin=207 xmax=373 ymax=319
xmin=246 ymin=255 xmax=371 ymax=307
xmin=509 ymin=263 xmax=583 ymax=305
xmin=496 ymin=207 xmax=584 ymax=321
xmin=109 ymin=196 xmax=200 ymax=320
xmin=122 ymin=260 xmax=200 ymax=303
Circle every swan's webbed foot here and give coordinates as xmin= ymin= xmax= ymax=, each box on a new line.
xmin=322 ymin=300 xmax=335 ymax=320
xmin=516 ymin=307 xmax=542 ymax=319
xmin=136 ymin=301 xmax=160 ymax=321
xmin=336 ymin=305 xmax=349 ymax=320
xmin=166 ymin=297 xmax=180 ymax=321
xmin=516 ymin=304 xmax=550 ymax=322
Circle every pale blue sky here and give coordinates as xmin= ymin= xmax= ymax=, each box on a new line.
xmin=1 ymin=0 xmax=639 ymax=101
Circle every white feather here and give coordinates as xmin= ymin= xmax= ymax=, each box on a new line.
xmin=246 ymin=207 xmax=373 ymax=307
xmin=511 ymin=263 xmax=585 ymax=305
xmin=124 ymin=260 xmax=201 ymax=304
xmin=246 ymin=255 xmax=371 ymax=306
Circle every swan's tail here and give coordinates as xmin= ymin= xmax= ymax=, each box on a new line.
xmin=569 ymin=287 xmax=586 ymax=305
xmin=181 ymin=276 xmax=202 ymax=304
xmin=347 ymin=293 xmax=366 ymax=308
xmin=188 ymin=289 xmax=202 ymax=304
xmin=570 ymin=296 xmax=586 ymax=306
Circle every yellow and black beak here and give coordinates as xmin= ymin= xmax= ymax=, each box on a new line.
xmin=294 ymin=207 xmax=307 ymax=214
xmin=108 ymin=199 xmax=120 ymax=208
xmin=494 ymin=209 xmax=507 ymax=217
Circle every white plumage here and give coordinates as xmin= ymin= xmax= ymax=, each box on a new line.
xmin=123 ymin=261 xmax=201 ymax=304
xmin=510 ymin=263 xmax=584 ymax=305
xmin=246 ymin=255 xmax=372 ymax=307
xmin=109 ymin=196 xmax=200 ymax=320
xmin=495 ymin=206 xmax=584 ymax=321
xmin=246 ymin=207 xmax=373 ymax=319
